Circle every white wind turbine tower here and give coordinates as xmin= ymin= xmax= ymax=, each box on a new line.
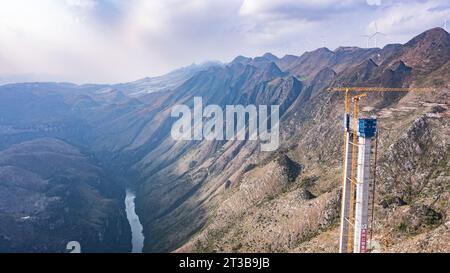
xmin=304 ymin=37 xmax=321 ymax=52
xmin=362 ymin=34 xmax=372 ymax=48
xmin=304 ymin=34 xmax=328 ymax=49
xmin=370 ymin=21 xmax=386 ymax=48
xmin=320 ymin=34 xmax=327 ymax=48
xmin=443 ymin=19 xmax=449 ymax=31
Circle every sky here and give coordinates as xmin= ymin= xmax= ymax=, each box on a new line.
xmin=0 ymin=0 xmax=449 ymax=84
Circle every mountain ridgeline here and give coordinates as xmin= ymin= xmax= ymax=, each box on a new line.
xmin=0 ymin=28 xmax=449 ymax=252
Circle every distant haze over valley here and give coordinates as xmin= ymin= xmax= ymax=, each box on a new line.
xmin=1 ymin=1 xmax=449 ymax=83
xmin=0 ymin=26 xmax=449 ymax=253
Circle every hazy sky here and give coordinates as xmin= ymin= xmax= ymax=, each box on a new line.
xmin=0 ymin=0 xmax=449 ymax=84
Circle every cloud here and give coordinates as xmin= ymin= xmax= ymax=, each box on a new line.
xmin=0 ymin=0 xmax=447 ymax=84
xmin=0 ymin=0 xmax=124 ymax=82
xmin=239 ymin=0 xmax=368 ymax=21
xmin=366 ymin=0 xmax=450 ymax=37
xmin=66 ymin=0 xmax=97 ymax=9
xmin=366 ymin=0 xmax=381 ymax=6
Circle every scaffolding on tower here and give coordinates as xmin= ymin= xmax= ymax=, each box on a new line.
xmin=328 ymin=86 xmax=434 ymax=253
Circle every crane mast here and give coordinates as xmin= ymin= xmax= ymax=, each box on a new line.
xmin=329 ymin=87 xmax=433 ymax=253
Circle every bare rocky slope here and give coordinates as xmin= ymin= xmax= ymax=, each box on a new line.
xmin=0 ymin=27 xmax=448 ymax=253
xmin=131 ymin=27 xmax=449 ymax=253
xmin=0 ymin=138 xmax=130 ymax=252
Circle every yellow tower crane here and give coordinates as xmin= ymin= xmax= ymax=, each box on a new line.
xmin=328 ymin=87 xmax=434 ymax=253
xmin=347 ymin=93 xmax=366 ymax=253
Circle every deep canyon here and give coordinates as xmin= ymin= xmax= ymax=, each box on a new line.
xmin=0 ymin=27 xmax=449 ymax=253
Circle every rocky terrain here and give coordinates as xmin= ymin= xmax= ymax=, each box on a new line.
xmin=132 ymin=28 xmax=448 ymax=253
xmin=0 ymin=138 xmax=130 ymax=252
xmin=0 ymin=27 xmax=448 ymax=253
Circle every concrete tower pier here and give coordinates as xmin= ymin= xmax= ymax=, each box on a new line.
xmin=353 ymin=118 xmax=377 ymax=253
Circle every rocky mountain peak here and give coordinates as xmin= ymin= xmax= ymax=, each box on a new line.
xmin=261 ymin=62 xmax=285 ymax=80
xmin=231 ymin=55 xmax=252 ymax=65
xmin=401 ymin=27 xmax=450 ymax=73
xmin=301 ymin=47 xmax=334 ymax=59
xmin=262 ymin=52 xmax=279 ymax=62
xmin=405 ymin=27 xmax=450 ymax=48
xmin=1 ymin=27 xmax=449 ymax=254
xmin=334 ymin=46 xmax=360 ymax=52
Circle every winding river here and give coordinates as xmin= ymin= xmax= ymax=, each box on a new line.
xmin=125 ymin=189 xmax=145 ymax=253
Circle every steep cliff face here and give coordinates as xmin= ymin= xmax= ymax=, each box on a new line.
xmin=172 ymin=28 xmax=449 ymax=253
xmin=176 ymin=154 xmax=341 ymax=253
xmin=373 ymin=109 xmax=449 ymax=252
xmin=132 ymin=62 xmax=306 ymax=252
xmin=0 ymin=138 xmax=131 ymax=252
xmin=0 ymin=28 xmax=448 ymax=253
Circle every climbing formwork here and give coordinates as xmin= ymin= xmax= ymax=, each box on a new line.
xmin=353 ymin=118 xmax=376 ymax=253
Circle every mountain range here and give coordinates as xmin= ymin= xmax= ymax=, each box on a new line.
xmin=0 ymin=27 xmax=448 ymax=253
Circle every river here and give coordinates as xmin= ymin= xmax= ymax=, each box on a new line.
xmin=125 ymin=189 xmax=145 ymax=253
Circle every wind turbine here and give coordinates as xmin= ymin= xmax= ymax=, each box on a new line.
xmin=318 ymin=34 xmax=326 ymax=48
xmin=370 ymin=21 xmax=386 ymax=48
xmin=303 ymin=37 xmax=320 ymax=51
xmin=443 ymin=19 xmax=449 ymax=31
xmin=304 ymin=34 xmax=328 ymax=49
xmin=362 ymin=34 xmax=372 ymax=48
